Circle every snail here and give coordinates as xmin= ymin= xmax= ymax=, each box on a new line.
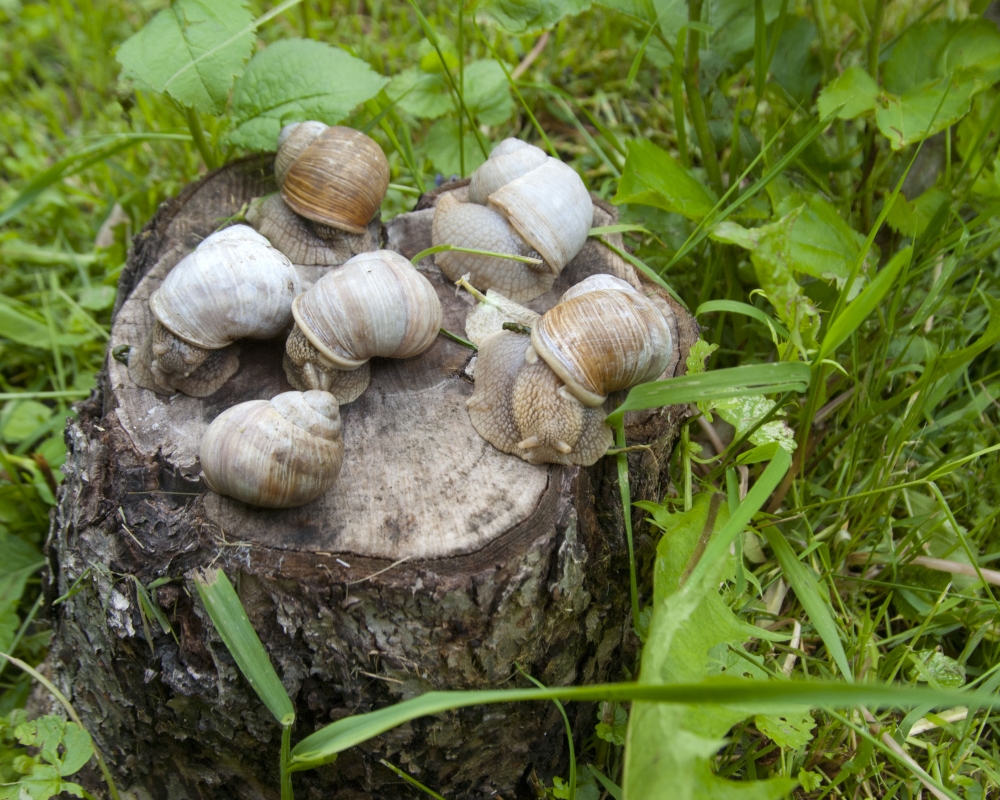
xmin=283 ymin=250 xmax=443 ymax=403
xmin=431 ymin=138 xmax=592 ymax=302
xmin=128 ymin=225 xmax=301 ymax=397
xmin=200 ymin=390 xmax=343 ymax=508
xmin=465 ymin=275 xmax=673 ymax=466
xmin=246 ymin=121 xmax=388 ymax=266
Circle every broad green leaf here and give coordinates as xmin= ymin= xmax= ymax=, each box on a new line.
xmin=624 ymin=463 xmax=796 ymax=799
xmin=713 ymin=395 xmax=796 ymax=453
xmin=817 ymin=66 xmax=880 ymax=120
xmin=116 ymin=0 xmax=255 ymax=114
xmin=228 ymin=39 xmax=389 ymax=151
xmin=14 ymin=717 xmax=94 ymax=777
xmin=876 ymin=75 xmax=979 ymax=151
xmin=908 ymin=650 xmax=966 ymax=689
xmin=883 ymin=19 xmax=955 ymax=95
xmin=462 ymin=60 xmax=515 ymax=127
xmin=768 ymin=189 xmax=868 ymax=289
xmin=818 ymin=246 xmax=912 ymax=361
xmin=386 ymin=67 xmax=451 ymax=119
xmin=1 ymin=400 xmax=52 ymax=443
xmin=479 ymin=0 xmax=593 ymax=33
xmin=769 ymin=16 xmax=821 ymax=103
xmin=710 ymin=211 xmax=820 ymax=347
xmin=710 ymin=0 xmax=784 ymax=62
xmin=606 ymin=362 xmax=811 ymax=425
xmin=759 ymin=525 xmax=854 ymax=681
xmin=940 ymin=19 xmax=1000 ymax=81
xmin=77 ymin=285 xmax=116 ymax=312
xmin=595 ymin=704 xmax=629 ymax=745
xmin=886 ymin=188 xmax=950 ymax=238
xmin=613 ymin=139 xmax=718 ymax=220
xmin=422 ymin=118 xmax=487 ymax=177
xmin=755 ymin=709 xmax=815 ymax=750
xmin=685 ymin=339 xmax=720 ymax=374
xmin=193 ymin=569 xmax=295 ymax=726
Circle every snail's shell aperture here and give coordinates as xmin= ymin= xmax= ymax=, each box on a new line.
xmin=530 ymin=285 xmax=673 ymax=407
xmin=148 ymin=225 xmax=301 ymax=350
xmin=200 ymin=390 xmax=344 ymax=508
xmin=278 ymin=123 xmax=390 ymax=234
xmin=292 ymin=250 xmax=443 ymax=370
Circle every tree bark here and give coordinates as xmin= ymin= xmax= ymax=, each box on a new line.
xmin=44 ymin=155 xmax=699 ymax=800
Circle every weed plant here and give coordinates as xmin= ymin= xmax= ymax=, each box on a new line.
xmin=3 ymin=0 xmax=1000 ymax=798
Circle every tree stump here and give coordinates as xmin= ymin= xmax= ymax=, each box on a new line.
xmin=45 ymin=155 xmax=699 ymax=800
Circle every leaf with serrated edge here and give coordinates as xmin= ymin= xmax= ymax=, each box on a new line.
xmin=613 ymin=139 xmax=718 ymax=220
xmin=116 ymin=0 xmax=254 ymax=114
xmin=228 ymin=39 xmax=389 ymax=151
xmin=623 ymin=492 xmax=796 ymax=799
xmin=480 ymin=0 xmax=593 ymax=34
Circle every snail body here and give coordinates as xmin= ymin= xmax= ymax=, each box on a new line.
xmin=247 ymin=121 xmax=387 ymax=265
xmin=465 ymin=275 xmax=673 ymax=466
xmin=284 ymin=250 xmax=443 ymax=403
xmin=129 ymin=225 xmax=301 ymax=397
xmin=431 ymin=139 xmax=592 ymax=302
xmin=200 ymin=390 xmax=343 ymax=508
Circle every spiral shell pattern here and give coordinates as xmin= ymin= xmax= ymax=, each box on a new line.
xmin=278 ymin=123 xmax=390 ymax=234
xmin=292 ymin=250 xmax=443 ymax=370
xmin=148 ymin=225 xmax=300 ymax=350
xmin=530 ymin=283 xmax=673 ymax=407
xmin=200 ymin=390 xmax=344 ymax=508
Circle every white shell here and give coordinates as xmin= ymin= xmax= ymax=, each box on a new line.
xmin=468 ymin=139 xmax=548 ymax=204
xmin=431 ymin=138 xmax=593 ymax=302
xmin=149 ymin=225 xmax=301 ymax=350
xmin=292 ymin=250 xmax=443 ymax=370
xmin=200 ymin=390 xmax=344 ymax=508
xmin=487 ymin=157 xmax=592 ymax=274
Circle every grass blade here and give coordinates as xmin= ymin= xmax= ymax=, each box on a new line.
xmin=817 ymin=246 xmax=912 ymax=361
xmin=697 ymin=299 xmax=790 ymax=339
xmin=0 ymin=133 xmax=191 ymax=226
xmin=194 ymin=568 xmax=295 ymax=726
xmin=760 ymin=525 xmax=854 ymax=681
xmin=289 ymin=678 xmax=994 ymax=770
xmin=606 ymin=362 xmax=811 ymax=426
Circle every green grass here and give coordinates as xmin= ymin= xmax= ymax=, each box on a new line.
xmin=3 ymin=0 xmax=1000 ymax=798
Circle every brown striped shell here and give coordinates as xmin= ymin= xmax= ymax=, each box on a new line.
xmin=277 ymin=123 xmax=390 ymax=235
xmin=530 ymin=280 xmax=673 ymax=407
xmin=200 ymin=390 xmax=344 ymax=508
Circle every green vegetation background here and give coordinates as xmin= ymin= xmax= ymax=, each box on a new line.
xmin=3 ymin=0 xmax=1000 ymax=797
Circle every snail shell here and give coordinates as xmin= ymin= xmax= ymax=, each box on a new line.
xmin=530 ymin=279 xmax=673 ymax=407
xmin=245 ymin=193 xmax=377 ymax=270
xmin=465 ymin=330 xmax=612 ymax=466
xmin=200 ymin=390 xmax=344 ymax=508
xmin=129 ymin=225 xmax=301 ymax=397
xmin=431 ymin=139 xmax=592 ymax=302
xmin=276 ymin=122 xmax=390 ymax=235
xmin=464 ymin=274 xmax=673 ymax=465
xmin=284 ymin=250 xmax=444 ymax=403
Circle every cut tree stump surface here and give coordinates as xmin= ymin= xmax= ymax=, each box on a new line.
xmin=47 ymin=155 xmax=699 ymax=800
